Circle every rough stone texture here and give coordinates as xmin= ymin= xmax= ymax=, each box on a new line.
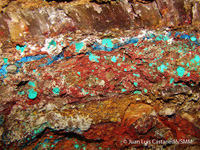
xmin=131 ymin=1 xmax=162 ymax=27
xmin=0 ymin=0 xmax=200 ymax=150
xmin=0 ymin=0 xmax=199 ymax=43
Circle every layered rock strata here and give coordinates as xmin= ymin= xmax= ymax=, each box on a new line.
xmin=0 ymin=0 xmax=200 ymax=149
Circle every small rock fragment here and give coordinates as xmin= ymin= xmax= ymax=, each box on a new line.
xmin=6 ymin=65 xmax=17 ymax=74
xmin=159 ymin=107 xmax=176 ymax=117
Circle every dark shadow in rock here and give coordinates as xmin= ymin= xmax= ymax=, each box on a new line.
xmin=46 ymin=0 xmax=73 ymax=2
xmin=17 ymin=81 xmax=29 ymax=87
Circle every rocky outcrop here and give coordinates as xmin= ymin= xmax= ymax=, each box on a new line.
xmin=0 ymin=0 xmax=200 ymax=150
xmin=0 ymin=0 xmax=200 ymax=43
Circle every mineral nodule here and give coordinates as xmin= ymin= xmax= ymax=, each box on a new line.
xmin=0 ymin=0 xmax=200 ymax=149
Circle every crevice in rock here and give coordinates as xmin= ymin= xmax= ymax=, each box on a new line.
xmin=46 ymin=0 xmax=73 ymax=2
xmin=121 ymin=102 xmax=132 ymax=124
xmin=130 ymin=3 xmax=142 ymax=26
xmin=16 ymin=81 xmax=29 ymax=87
xmin=57 ymin=131 xmax=104 ymax=143
xmin=2 ymin=4 xmax=9 ymax=9
xmin=133 ymin=0 xmax=155 ymax=4
xmin=1 ymin=0 xmax=14 ymax=9
xmin=90 ymin=0 xmax=111 ymax=4
xmin=154 ymin=0 xmax=163 ymax=18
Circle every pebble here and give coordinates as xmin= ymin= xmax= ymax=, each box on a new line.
xmin=6 ymin=65 xmax=17 ymax=74
xmin=159 ymin=107 xmax=176 ymax=116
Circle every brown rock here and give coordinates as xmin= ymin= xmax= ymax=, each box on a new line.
xmin=6 ymin=65 xmax=17 ymax=74
xmin=122 ymin=103 xmax=154 ymax=126
xmin=131 ymin=1 xmax=161 ymax=27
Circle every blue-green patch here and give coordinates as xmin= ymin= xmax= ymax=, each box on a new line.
xmin=134 ymin=82 xmax=138 ymax=87
xmin=149 ymin=63 xmax=153 ymax=67
xmin=48 ymin=40 xmax=56 ymax=49
xmin=134 ymin=90 xmax=141 ymax=94
xmin=190 ymin=55 xmax=200 ymax=64
xmin=75 ymin=42 xmax=84 ymax=52
xmin=157 ymin=64 xmax=168 ymax=73
xmin=156 ymin=35 xmax=163 ymax=41
xmin=131 ymin=66 xmax=136 ymax=69
xmin=82 ymin=88 xmax=89 ymax=95
xmin=52 ymin=87 xmax=60 ymax=95
xmin=74 ymin=144 xmax=79 ymax=149
xmin=111 ymin=56 xmax=117 ymax=63
xmin=89 ymin=53 xmax=100 ymax=63
xmin=122 ymin=89 xmax=127 ymax=93
xmin=194 ymin=55 xmax=200 ymax=62
xmin=177 ymin=66 xmax=185 ymax=77
xmin=102 ymin=39 xmax=114 ymax=48
xmin=170 ymin=78 xmax=174 ymax=84
xmin=16 ymin=45 xmax=27 ymax=53
xmin=18 ymin=91 xmax=25 ymax=95
xmin=133 ymin=73 xmax=140 ymax=77
xmin=187 ymin=72 xmax=190 ymax=77
xmin=190 ymin=36 xmax=196 ymax=42
xmin=28 ymin=81 xmax=35 ymax=87
xmin=3 ymin=58 xmax=8 ymax=63
xmin=28 ymin=88 xmax=37 ymax=99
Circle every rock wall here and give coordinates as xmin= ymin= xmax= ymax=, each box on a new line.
xmin=0 ymin=0 xmax=200 ymax=149
xmin=0 ymin=0 xmax=199 ymax=43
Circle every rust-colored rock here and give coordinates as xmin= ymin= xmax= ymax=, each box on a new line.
xmin=0 ymin=0 xmax=200 ymax=150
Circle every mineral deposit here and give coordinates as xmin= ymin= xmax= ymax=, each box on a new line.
xmin=0 ymin=0 xmax=200 ymax=149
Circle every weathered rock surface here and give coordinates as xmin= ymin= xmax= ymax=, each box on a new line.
xmin=0 ymin=0 xmax=199 ymax=43
xmin=0 ymin=0 xmax=200 ymax=150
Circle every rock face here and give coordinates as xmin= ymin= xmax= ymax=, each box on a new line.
xmin=0 ymin=0 xmax=200 ymax=150
xmin=0 ymin=0 xmax=200 ymax=43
